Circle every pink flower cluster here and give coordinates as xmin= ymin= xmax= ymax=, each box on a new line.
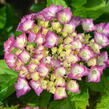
xmin=4 ymin=5 xmax=109 ymax=100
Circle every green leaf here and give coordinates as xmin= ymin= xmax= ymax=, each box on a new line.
xmin=19 ymin=90 xmax=39 ymax=107
xmin=27 ymin=42 xmax=37 ymax=46
xmin=0 ymin=6 xmax=6 ymax=29
xmin=100 ymin=4 xmax=109 ymax=13
xmin=86 ymin=9 xmax=104 ymax=20
xmin=94 ymin=13 xmax=109 ymax=23
xmin=14 ymin=31 xmax=22 ymax=37
xmin=5 ymin=4 xmax=18 ymax=29
xmin=73 ymin=6 xmax=104 ymax=19
xmin=85 ymin=1 xmax=106 ymax=11
xmin=30 ymin=2 xmax=46 ymax=12
xmin=47 ymin=0 xmax=67 ymax=8
xmin=71 ymin=0 xmax=87 ymax=8
xmin=73 ymin=7 xmax=87 ymax=18
xmin=0 ymin=60 xmax=18 ymax=101
xmin=11 ymin=48 xmax=19 ymax=54
xmin=0 ymin=4 xmax=18 ymax=58
xmin=0 ymin=60 xmax=18 ymax=77
xmin=72 ymin=0 xmax=107 ymax=19
xmin=84 ymin=0 xmax=105 ymax=8
xmin=96 ymin=93 xmax=109 ymax=109
xmin=68 ymin=84 xmax=89 ymax=109
xmin=39 ymin=91 xmax=51 ymax=109
xmin=48 ymin=98 xmax=75 ymax=109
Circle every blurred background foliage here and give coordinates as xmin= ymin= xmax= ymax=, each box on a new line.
xmin=0 ymin=0 xmax=109 ymax=109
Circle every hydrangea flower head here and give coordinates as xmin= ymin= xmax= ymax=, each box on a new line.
xmin=4 ymin=4 xmax=109 ymax=100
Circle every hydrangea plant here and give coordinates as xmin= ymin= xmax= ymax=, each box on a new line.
xmin=4 ymin=4 xmax=109 ymax=100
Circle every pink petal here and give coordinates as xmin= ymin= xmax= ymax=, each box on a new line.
xmin=88 ymin=66 xmax=103 ymax=82
xmin=37 ymin=64 xmax=49 ymax=77
xmin=4 ymin=36 xmax=14 ymax=53
xmin=94 ymin=32 xmax=109 ymax=47
xmin=18 ymin=50 xmax=30 ymax=63
xmin=81 ymin=19 xmax=95 ymax=32
xmin=15 ymin=78 xmax=31 ymax=97
xmin=57 ymin=8 xmax=72 ymax=23
xmin=54 ymin=87 xmax=67 ymax=100
xmin=14 ymin=33 xmax=27 ymax=49
xmin=68 ymin=64 xmax=88 ymax=79
xmin=29 ymin=80 xmax=43 ymax=96
xmin=44 ymin=31 xmax=58 ymax=48
xmin=66 ymin=80 xmax=80 ymax=93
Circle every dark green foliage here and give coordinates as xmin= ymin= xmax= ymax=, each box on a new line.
xmin=96 ymin=92 xmax=109 ymax=109
xmin=0 ymin=4 xmax=18 ymax=58
xmin=0 ymin=6 xmax=6 ymax=29
xmin=0 ymin=60 xmax=18 ymax=101
xmin=48 ymin=98 xmax=75 ymax=109
xmin=19 ymin=90 xmax=40 ymax=107
xmin=39 ymin=91 xmax=52 ymax=109
xmin=71 ymin=0 xmax=87 ymax=8
xmin=30 ymin=2 xmax=46 ymax=12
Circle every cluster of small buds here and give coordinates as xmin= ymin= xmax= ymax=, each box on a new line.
xmin=4 ymin=4 xmax=109 ymax=100
xmin=22 ymin=106 xmax=47 ymax=109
